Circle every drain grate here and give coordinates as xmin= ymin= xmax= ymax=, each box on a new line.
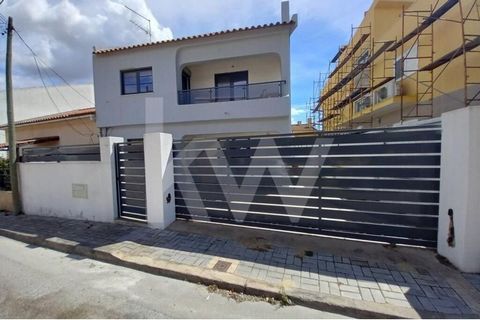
xmin=213 ymin=260 xmax=232 ymax=272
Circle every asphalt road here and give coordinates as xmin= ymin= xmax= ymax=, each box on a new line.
xmin=0 ymin=236 xmax=348 ymax=318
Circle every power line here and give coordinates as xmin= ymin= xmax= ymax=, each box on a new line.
xmin=12 ymin=27 xmax=95 ymax=106
xmin=32 ymin=55 xmax=95 ymax=139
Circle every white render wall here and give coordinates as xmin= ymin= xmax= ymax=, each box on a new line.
xmin=437 ymin=106 xmax=480 ymax=272
xmin=18 ymin=137 xmax=122 ymax=222
xmin=93 ymin=25 xmax=293 ymax=139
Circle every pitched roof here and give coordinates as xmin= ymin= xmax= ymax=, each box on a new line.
xmin=0 ymin=136 xmax=60 ymax=149
xmin=94 ymin=20 xmax=295 ymax=55
xmin=0 ymin=107 xmax=95 ymax=129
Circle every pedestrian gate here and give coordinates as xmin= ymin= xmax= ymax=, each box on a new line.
xmin=115 ymin=140 xmax=147 ymax=221
xmin=172 ymin=125 xmax=442 ymax=247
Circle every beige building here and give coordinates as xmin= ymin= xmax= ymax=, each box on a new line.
xmin=317 ymin=0 xmax=480 ymax=130
xmin=0 ymin=108 xmax=97 ymax=150
xmin=0 ymin=84 xmax=97 ymax=151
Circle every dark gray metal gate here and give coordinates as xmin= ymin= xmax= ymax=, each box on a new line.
xmin=173 ymin=124 xmax=441 ymax=247
xmin=115 ymin=140 xmax=147 ymax=221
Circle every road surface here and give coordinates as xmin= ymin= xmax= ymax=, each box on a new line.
xmin=0 ymin=236 xmax=348 ymax=318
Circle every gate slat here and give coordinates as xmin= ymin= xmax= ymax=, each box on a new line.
xmin=321 ymin=167 xmax=440 ymax=178
xmin=321 ymin=199 xmax=439 ymax=215
xmin=319 ymin=209 xmax=438 ymax=228
xmin=322 ymin=188 xmax=439 ymax=203
xmin=174 ymin=182 xmax=320 ymax=197
xmin=320 ymin=178 xmax=439 ymax=191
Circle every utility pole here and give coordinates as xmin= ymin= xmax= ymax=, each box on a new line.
xmin=5 ymin=16 xmax=21 ymax=215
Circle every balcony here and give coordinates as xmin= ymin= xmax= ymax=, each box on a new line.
xmin=178 ymin=80 xmax=286 ymax=105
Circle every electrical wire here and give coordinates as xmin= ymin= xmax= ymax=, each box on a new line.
xmin=39 ymin=62 xmax=97 ymax=137
xmin=32 ymin=55 xmax=95 ymax=139
xmin=7 ymin=20 xmax=97 ymax=140
xmin=13 ymin=27 xmax=95 ymax=106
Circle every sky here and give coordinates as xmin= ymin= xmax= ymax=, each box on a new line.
xmin=0 ymin=0 xmax=372 ymax=124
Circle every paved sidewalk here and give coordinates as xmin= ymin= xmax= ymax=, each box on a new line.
xmin=0 ymin=213 xmax=479 ymax=318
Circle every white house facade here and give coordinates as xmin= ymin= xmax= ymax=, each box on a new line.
xmin=92 ymin=5 xmax=297 ymax=140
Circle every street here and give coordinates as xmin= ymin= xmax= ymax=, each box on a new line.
xmin=0 ymin=236 xmax=347 ymax=318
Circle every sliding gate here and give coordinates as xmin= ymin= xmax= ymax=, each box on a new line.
xmin=115 ymin=140 xmax=147 ymax=221
xmin=173 ymin=125 xmax=442 ymax=247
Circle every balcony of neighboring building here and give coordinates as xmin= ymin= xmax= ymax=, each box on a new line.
xmin=177 ymin=54 xmax=287 ymax=106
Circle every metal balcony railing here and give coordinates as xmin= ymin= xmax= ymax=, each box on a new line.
xmin=178 ymin=80 xmax=286 ymax=105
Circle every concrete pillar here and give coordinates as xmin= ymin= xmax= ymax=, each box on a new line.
xmin=144 ymin=132 xmax=176 ymax=229
xmin=99 ymin=136 xmax=124 ymax=221
xmin=438 ymin=106 xmax=480 ymax=272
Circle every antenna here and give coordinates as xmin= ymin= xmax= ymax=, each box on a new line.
xmin=124 ymin=5 xmax=152 ymax=42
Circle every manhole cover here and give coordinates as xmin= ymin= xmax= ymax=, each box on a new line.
xmin=213 ymin=260 xmax=232 ymax=272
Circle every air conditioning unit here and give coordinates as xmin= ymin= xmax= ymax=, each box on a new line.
xmin=354 ymin=94 xmax=371 ymax=112
xmin=374 ymin=80 xmax=400 ymax=104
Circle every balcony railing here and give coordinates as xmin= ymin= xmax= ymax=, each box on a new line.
xmin=178 ymin=80 xmax=286 ymax=105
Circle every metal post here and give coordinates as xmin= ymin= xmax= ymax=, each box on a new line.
xmin=5 ymin=16 xmax=21 ymax=215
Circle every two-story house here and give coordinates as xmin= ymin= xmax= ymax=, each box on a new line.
xmin=92 ymin=2 xmax=297 ymax=140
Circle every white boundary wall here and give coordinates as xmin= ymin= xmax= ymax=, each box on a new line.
xmin=19 ymin=137 xmax=123 ymax=222
xmin=438 ymin=106 xmax=480 ymax=273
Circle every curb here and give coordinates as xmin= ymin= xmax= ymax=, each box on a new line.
xmin=0 ymin=228 xmax=476 ymax=319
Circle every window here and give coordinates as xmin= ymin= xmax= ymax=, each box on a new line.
xmin=356 ymin=49 xmax=370 ymax=65
xmin=121 ymin=68 xmax=153 ymax=94
xmin=214 ymin=71 xmax=248 ymax=101
xmin=394 ymin=44 xmax=418 ymax=80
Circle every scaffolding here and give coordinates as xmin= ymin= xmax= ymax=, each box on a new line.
xmin=316 ymin=0 xmax=480 ymax=131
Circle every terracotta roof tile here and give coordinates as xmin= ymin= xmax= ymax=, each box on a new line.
xmin=94 ymin=21 xmax=295 ymax=55
xmin=0 ymin=107 xmax=95 ymax=128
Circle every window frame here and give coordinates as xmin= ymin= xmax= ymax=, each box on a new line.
xmin=120 ymin=67 xmax=153 ymax=95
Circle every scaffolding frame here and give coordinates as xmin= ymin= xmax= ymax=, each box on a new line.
xmin=394 ymin=0 xmax=480 ymax=120
xmin=398 ymin=3 xmax=435 ymax=120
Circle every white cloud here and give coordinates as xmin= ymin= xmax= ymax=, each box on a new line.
xmin=1 ymin=0 xmax=173 ymax=87
xmin=291 ymin=106 xmax=306 ymax=116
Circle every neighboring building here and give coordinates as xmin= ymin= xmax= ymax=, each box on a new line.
xmin=93 ymin=2 xmax=297 ymax=140
xmin=317 ymin=0 xmax=480 ymax=130
xmin=0 ymin=108 xmax=97 ymax=149
xmin=291 ymin=118 xmax=318 ymax=134
xmin=0 ymin=84 xmax=97 ymax=150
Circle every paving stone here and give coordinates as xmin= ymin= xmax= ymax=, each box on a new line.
xmin=400 ymin=272 xmax=417 ymax=284
xmin=388 ymin=284 xmax=403 ymax=293
xmin=340 ymin=291 xmax=362 ymax=300
xmin=385 ymin=298 xmax=412 ymax=308
xmin=382 ymin=290 xmax=406 ymax=301
xmin=336 ymin=274 xmax=349 ymax=285
xmin=318 ymin=255 xmax=334 ymax=262
xmin=370 ymin=289 xmax=386 ymax=304
xmin=434 ymin=306 xmax=461 ymax=315
xmin=370 ymin=267 xmax=391 ymax=275
xmin=319 ymin=281 xmax=330 ymax=294
xmin=420 ymin=285 xmax=438 ymax=298
xmin=417 ymin=297 xmax=437 ymax=312
xmin=300 ymin=282 xmax=319 ymax=292
xmin=318 ymin=260 xmax=327 ymax=271
xmin=339 ymin=284 xmax=360 ymax=293
xmin=319 ymin=273 xmax=338 ymax=283
xmin=360 ymin=287 xmax=374 ymax=302
xmin=301 ymin=277 xmax=319 ymax=286
xmin=329 ymin=282 xmax=341 ymax=296
xmin=326 ymin=262 xmax=335 ymax=272
xmin=377 ymin=282 xmax=391 ymax=292
xmin=347 ymin=278 xmax=358 ymax=286
xmin=267 ymin=271 xmax=284 ymax=279
xmin=357 ymin=279 xmax=380 ymax=289
xmin=362 ymin=267 xmax=373 ymax=277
